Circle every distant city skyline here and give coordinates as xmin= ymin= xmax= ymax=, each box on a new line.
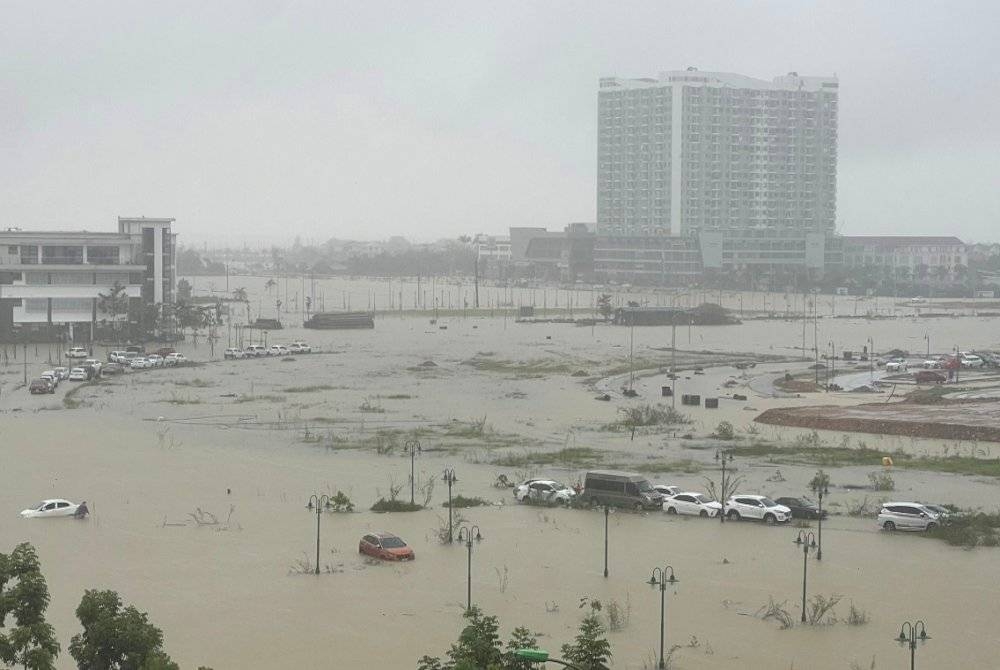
xmin=3 ymin=2 xmax=999 ymax=245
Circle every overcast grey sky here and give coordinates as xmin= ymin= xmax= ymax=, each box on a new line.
xmin=3 ymin=1 xmax=999 ymax=246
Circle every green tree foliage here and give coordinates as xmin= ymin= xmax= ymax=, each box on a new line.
xmin=176 ymin=279 xmax=193 ymax=302
xmin=416 ymin=607 xmax=542 ymax=670
xmin=561 ymin=612 xmax=612 ymax=670
xmin=69 ymin=590 xmax=179 ymax=670
xmin=0 ymin=543 xmax=60 ymax=670
xmin=98 ymin=281 xmax=130 ymax=330
xmin=596 ymin=293 xmax=613 ymax=321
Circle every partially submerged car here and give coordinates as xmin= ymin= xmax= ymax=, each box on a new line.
xmin=724 ymin=495 xmax=792 ymax=524
xmin=359 ymin=532 xmax=414 ymax=561
xmin=774 ymin=496 xmax=828 ymax=520
xmin=663 ymin=492 xmax=722 ymax=517
xmin=29 ymin=378 xmax=55 ymax=394
xmin=513 ymin=479 xmax=575 ymax=506
xmin=21 ymin=499 xmax=87 ymax=518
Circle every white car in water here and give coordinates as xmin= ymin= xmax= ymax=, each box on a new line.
xmin=724 ymin=495 xmax=791 ymax=524
xmin=21 ymin=499 xmax=82 ymax=518
xmin=652 ymin=484 xmax=681 ymax=498
xmin=663 ymin=492 xmax=723 ymax=517
xmin=513 ymin=479 xmax=576 ymax=506
xmin=68 ymin=367 xmax=88 ymax=381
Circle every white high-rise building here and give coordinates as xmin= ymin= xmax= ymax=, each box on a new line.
xmin=597 ymin=69 xmax=838 ymax=238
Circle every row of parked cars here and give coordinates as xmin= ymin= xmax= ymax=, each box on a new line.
xmin=513 ymin=471 xmax=830 ymax=525
xmin=224 ymin=341 xmax=312 ymax=359
xmin=514 ymin=472 xmax=956 ymax=534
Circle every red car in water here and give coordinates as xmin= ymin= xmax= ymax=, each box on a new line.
xmin=359 ymin=532 xmax=415 ymax=561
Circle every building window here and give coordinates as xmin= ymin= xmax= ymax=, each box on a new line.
xmin=42 ymin=245 xmax=84 ymax=264
xmin=87 ymin=246 xmax=120 ymax=264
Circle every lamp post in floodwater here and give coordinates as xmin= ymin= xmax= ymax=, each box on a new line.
xmin=647 ymin=566 xmax=679 ymax=669
xmin=306 ymin=493 xmax=331 ymax=575
xmin=603 ymin=504 xmax=610 ymax=577
xmin=810 ymin=472 xmax=830 ymax=560
xmin=896 ymin=620 xmax=930 ymax=670
xmin=793 ymin=530 xmax=817 ymax=622
xmin=456 ymin=524 xmax=483 ymax=609
xmin=715 ymin=449 xmax=734 ymax=523
xmin=443 ymin=468 xmax=458 ymax=543
xmin=405 ymin=439 xmax=421 ymax=505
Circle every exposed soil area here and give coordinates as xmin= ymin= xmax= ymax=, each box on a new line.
xmin=756 ymin=399 xmax=1000 ymax=441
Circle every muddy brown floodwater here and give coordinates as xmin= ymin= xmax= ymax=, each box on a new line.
xmin=2 ymin=290 xmax=1000 ymax=669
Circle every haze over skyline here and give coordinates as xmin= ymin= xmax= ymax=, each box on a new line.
xmin=3 ymin=1 xmax=999 ymax=246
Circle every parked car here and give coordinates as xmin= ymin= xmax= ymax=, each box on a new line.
xmin=129 ymin=358 xmax=149 ymax=369
xmin=40 ymin=371 xmax=59 ymax=388
xmin=83 ymin=358 xmax=102 ymax=372
xmin=288 ymin=343 xmax=305 ymax=354
xmin=20 ymin=499 xmax=81 ymax=518
xmin=53 ymin=366 xmax=70 ymax=380
xmin=29 ymin=378 xmax=55 ymax=394
xmin=146 ymin=354 xmax=165 ymax=367
xmin=914 ymin=370 xmax=946 ymax=384
xmin=652 ymin=484 xmax=681 ymax=498
xmin=68 ymin=368 xmax=88 ymax=381
xmin=267 ymin=345 xmax=289 ymax=356
xmin=663 ymin=492 xmax=722 ymax=517
xmin=66 ymin=346 xmax=89 ymax=359
xmin=164 ymin=353 xmax=187 ymax=366
xmin=878 ymin=502 xmax=940 ymax=532
xmin=578 ymin=471 xmax=664 ymax=511
xmin=774 ymin=496 xmax=827 ymax=520
xmin=292 ymin=340 xmax=312 ymax=353
xmin=245 ymin=345 xmax=267 ymax=357
xmin=224 ymin=347 xmax=245 ymax=360
xmin=885 ymin=361 xmax=908 ymax=373
xmin=102 ymin=363 xmax=123 ymax=376
xmin=922 ymin=359 xmax=942 ymax=369
xmin=724 ymin=495 xmax=791 ymax=523
xmin=155 ymin=347 xmax=176 ymax=357
xmin=109 ymin=350 xmax=128 ymax=363
xmin=358 ymin=532 xmax=415 ymax=561
xmin=960 ymin=354 xmax=985 ymax=368
xmin=513 ymin=479 xmax=575 ymax=505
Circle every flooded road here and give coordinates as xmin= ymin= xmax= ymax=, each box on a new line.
xmin=2 ymin=290 xmax=1000 ymax=668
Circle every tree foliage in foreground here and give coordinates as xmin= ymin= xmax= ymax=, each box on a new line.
xmin=69 ymin=589 xmax=179 ymax=670
xmin=417 ymin=605 xmax=610 ymax=670
xmin=0 ymin=543 xmax=60 ymax=670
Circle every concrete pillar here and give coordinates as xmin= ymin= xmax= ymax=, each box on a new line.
xmin=153 ymin=226 xmax=163 ymax=303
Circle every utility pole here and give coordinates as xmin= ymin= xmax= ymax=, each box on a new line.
xmin=474 ymin=255 xmax=480 ymax=309
xmin=23 ymin=343 xmax=28 ymax=385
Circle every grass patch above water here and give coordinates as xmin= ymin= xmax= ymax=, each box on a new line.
xmin=173 ymin=378 xmax=215 ymax=388
xmin=925 ymin=512 xmax=1000 ymax=548
xmin=235 ymin=394 xmax=286 ymax=403
xmin=370 ymin=499 xmax=424 ymax=513
xmin=492 ymin=447 xmax=606 ymax=468
xmin=283 ymin=384 xmax=340 ymax=393
xmin=442 ymin=495 xmax=491 ymax=508
xmin=462 ymin=357 xmax=584 ymax=378
xmin=602 ymin=404 xmax=692 ymax=431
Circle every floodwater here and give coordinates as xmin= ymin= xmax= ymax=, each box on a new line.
xmin=2 ymin=284 xmax=1000 ymax=669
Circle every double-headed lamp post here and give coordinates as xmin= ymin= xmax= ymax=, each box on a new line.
xmin=648 ymin=566 xmax=679 ymax=669
xmin=306 ymin=493 xmax=331 ymax=575
xmin=404 ymin=439 xmax=421 ymax=505
xmin=456 ymin=524 xmax=483 ymax=610
xmin=896 ymin=620 xmax=930 ymax=670
xmin=811 ymin=474 xmax=829 ymax=561
xmin=715 ymin=449 xmax=734 ymax=523
xmin=514 ymin=649 xmax=585 ymax=669
xmin=793 ymin=530 xmax=817 ymax=622
xmin=443 ymin=468 xmax=458 ymax=543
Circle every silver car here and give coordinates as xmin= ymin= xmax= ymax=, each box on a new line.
xmin=877 ymin=502 xmax=941 ymax=532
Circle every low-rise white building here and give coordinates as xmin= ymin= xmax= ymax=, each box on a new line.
xmin=0 ymin=217 xmax=176 ymax=339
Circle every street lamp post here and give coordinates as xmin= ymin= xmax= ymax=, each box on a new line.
xmin=793 ymin=531 xmax=817 ymax=622
xmin=456 ymin=524 xmax=483 ymax=609
xmin=648 ymin=566 xmax=679 ymax=669
xmin=405 ymin=439 xmax=421 ymax=505
xmin=443 ymin=468 xmax=458 ymax=543
xmin=924 ymin=333 xmax=930 ymax=358
xmin=896 ymin=620 xmax=930 ymax=670
xmin=828 ymin=340 xmax=835 ymax=391
xmin=811 ymin=476 xmax=829 ymax=561
xmin=306 ymin=494 xmax=331 ymax=575
xmin=603 ymin=504 xmax=610 ymax=578
xmin=715 ymin=450 xmax=734 ymax=523
xmin=867 ymin=336 xmax=874 ymax=381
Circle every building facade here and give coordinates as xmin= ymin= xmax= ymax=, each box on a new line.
xmin=597 ymin=69 xmax=838 ymax=238
xmin=0 ymin=217 xmax=176 ymax=339
xmin=842 ymin=236 xmax=968 ymax=281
